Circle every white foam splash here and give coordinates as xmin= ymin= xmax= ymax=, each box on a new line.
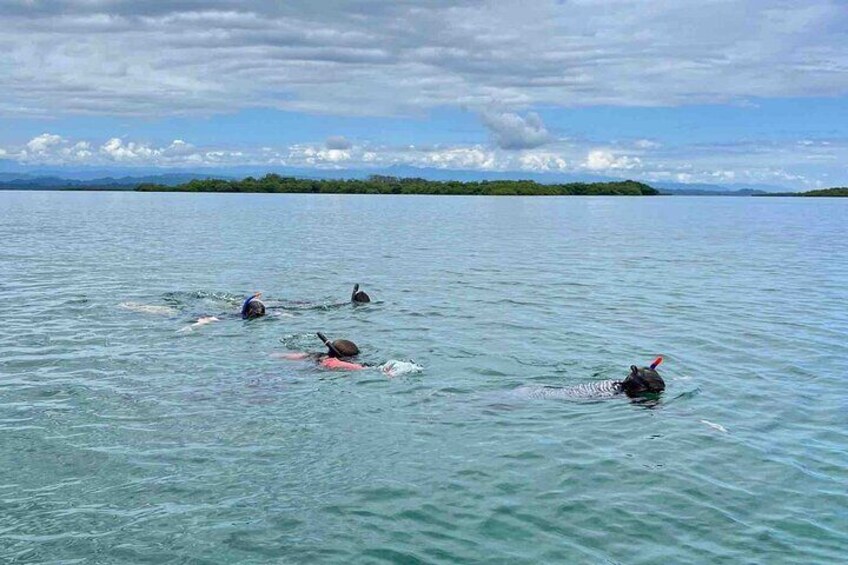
xmin=177 ymin=316 xmax=220 ymax=333
xmin=700 ymin=419 xmax=728 ymax=433
xmin=270 ymin=311 xmax=295 ymax=318
xmin=119 ymin=302 xmax=178 ymax=316
xmin=380 ymin=360 xmax=423 ymax=378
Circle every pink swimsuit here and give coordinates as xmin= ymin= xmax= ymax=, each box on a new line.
xmin=278 ymin=352 xmax=365 ymax=371
xmin=320 ymin=357 xmax=366 ymax=371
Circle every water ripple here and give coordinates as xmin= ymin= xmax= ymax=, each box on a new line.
xmin=1 ymin=192 xmax=847 ymax=563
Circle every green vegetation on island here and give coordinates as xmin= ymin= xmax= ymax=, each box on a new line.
xmin=136 ymin=174 xmax=659 ymax=196
xmin=757 ymin=186 xmax=848 ymax=197
xmin=800 ymin=187 xmax=848 ymax=197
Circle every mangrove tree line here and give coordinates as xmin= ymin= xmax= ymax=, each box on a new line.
xmin=136 ymin=174 xmax=660 ymax=196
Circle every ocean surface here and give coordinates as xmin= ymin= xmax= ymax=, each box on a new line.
xmin=1 ymin=191 xmax=847 ymax=564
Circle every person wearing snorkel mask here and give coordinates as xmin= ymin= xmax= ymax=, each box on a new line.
xmin=618 ymin=357 xmax=665 ymax=397
xmin=278 ymin=332 xmax=367 ymax=371
xmin=241 ymin=292 xmax=266 ymax=319
xmin=351 ymin=284 xmax=371 ymax=304
xmin=512 ymin=357 xmax=666 ymax=400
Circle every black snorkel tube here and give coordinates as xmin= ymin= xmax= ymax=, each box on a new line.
xmin=351 ymin=283 xmax=371 ymax=303
xmin=317 ymin=332 xmax=343 ymax=358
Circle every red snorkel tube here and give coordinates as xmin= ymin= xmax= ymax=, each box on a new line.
xmin=650 ymin=356 xmax=663 ymax=370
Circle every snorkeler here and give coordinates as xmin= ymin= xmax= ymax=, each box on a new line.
xmin=241 ymin=292 xmax=266 ymax=319
xmin=277 ymin=332 xmax=367 ymax=371
xmin=618 ymin=357 xmax=665 ymax=397
xmin=276 ymin=333 xmax=423 ymax=376
xmin=351 ymin=284 xmax=371 ymax=303
xmin=512 ymin=357 xmax=666 ymax=400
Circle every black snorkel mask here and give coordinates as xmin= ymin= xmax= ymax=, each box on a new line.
xmin=351 ymin=284 xmax=371 ymax=303
xmin=621 ymin=356 xmax=665 ymax=397
xmin=316 ymin=332 xmax=360 ymax=358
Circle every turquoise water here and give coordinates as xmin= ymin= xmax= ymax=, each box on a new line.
xmin=1 ymin=191 xmax=847 ymax=563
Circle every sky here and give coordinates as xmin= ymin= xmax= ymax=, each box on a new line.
xmin=1 ymin=0 xmax=847 ymax=188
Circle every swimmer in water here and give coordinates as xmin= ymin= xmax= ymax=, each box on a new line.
xmin=175 ymin=290 xmax=268 ymax=331
xmin=351 ymin=284 xmax=371 ymax=303
xmin=277 ymin=333 xmax=421 ymax=375
xmin=316 ymin=332 xmax=366 ymax=370
xmin=619 ymin=358 xmax=665 ymax=397
xmin=277 ymin=332 xmax=367 ymax=371
xmin=513 ymin=357 xmax=666 ymax=400
xmin=241 ymin=292 xmax=266 ymax=319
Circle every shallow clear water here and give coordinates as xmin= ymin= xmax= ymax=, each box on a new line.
xmin=1 ymin=191 xmax=847 ymax=563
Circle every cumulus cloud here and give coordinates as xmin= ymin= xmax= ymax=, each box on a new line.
xmin=60 ymin=141 xmax=93 ymax=161
xmin=11 ymin=133 xmax=233 ymax=166
xmin=634 ymin=139 xmax=661 ymax=150
xmin=420 ymin=146 xmax=497 ymax=169
xmin=4 ymin=132 xmax=847 ymax=188
xmin=287 ymin=143 xmax=499 ymax=170
xmin=481 ymin=110 xmax=551 ymax=150
xmin=0 ymin=1 xmax=846 ymax=117
xmin=101 ymin=138 xmax=154 ymax=161
xmin=26 ymin=133 xmax=64 ymax=154
xmin=518 ymin=152 xmax=568 ymax=172
xmin=583 ymin=149 xmax=642 ymax=171
xmin=292 ymin=144 xmax=352 ymax=166
xmin=325 ymin=135 xmax=352 ymax=150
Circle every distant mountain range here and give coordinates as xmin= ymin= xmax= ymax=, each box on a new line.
xmin=651 ymin=182 xmax=776 ymax=196
xmin=0 ymin=172 xmax=225 ymax=189
xmin=0 ymin=166 xmax=796 ymax=195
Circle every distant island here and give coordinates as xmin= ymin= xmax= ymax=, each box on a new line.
xmin=757 ymin=187 xmax=848 ymax=197
xmin=136 ymin=174 xmax=660 ymax=196
xmin=3 ymin=171 xmax=845 ymax=196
